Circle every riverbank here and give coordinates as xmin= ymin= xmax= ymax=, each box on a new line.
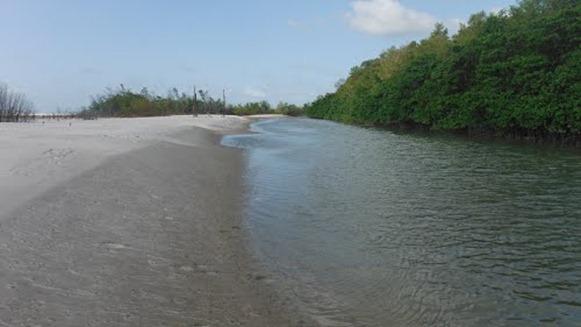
xmin=368 ymin=121 xmax=581 ymax=147
xmin=0 ymin=116 xmax=299 ymax=326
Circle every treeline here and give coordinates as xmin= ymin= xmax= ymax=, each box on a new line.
xmin=80 ymin=86 xmax=223 ymax=118
xmin=306 ymin=0 xmax=580 ymax=144
xmin=80 ymin=85 xmax=304 ymax=118
xmin=0 ymin=83 xmax=35 ymax=122
xmin=231 ymin=101 xmax=303 ymax=116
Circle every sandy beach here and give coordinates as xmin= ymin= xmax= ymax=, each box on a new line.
xmin=0 ymin=115 xmax=298 ymax=326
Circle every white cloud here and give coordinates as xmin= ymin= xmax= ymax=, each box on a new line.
xmin=346 ymin=0 xmax=439 ymax=36
xmin=244 ymin=86 xmax=266 ymax=98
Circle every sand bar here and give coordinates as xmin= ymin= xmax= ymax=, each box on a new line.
xmin=0 ymin=115 xmax=299 ymax=326
xmin=0 ymin=115 xmax=247 ymax=216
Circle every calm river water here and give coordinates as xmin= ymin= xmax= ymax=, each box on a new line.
xmin=222 ymin=118 xmax=580 ymax=327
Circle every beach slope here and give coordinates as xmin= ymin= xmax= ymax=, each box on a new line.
xmin=0 ymin=116 xmax=294 ymax=326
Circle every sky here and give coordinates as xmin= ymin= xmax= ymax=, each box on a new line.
xmin=1 ymin=0 xmax=516 ymax=112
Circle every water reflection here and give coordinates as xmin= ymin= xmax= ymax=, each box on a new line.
xmin=223 ymin=118 xmax=581 ymax=326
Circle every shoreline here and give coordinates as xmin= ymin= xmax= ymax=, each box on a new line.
xmin=307 ymin=117 xmax=581 ymax=148
xmin=0 ymin=115 xmax=258 ymax=217
xmin=0 ymin=116 xmax=303 ymax=326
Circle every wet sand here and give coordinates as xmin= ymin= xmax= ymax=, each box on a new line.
xmin=0 ymin=117 xmax=302 ymax=326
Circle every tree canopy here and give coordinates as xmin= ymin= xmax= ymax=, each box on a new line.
xmin=80 ymin=86 xmax=304 ymax=118
xmin=306 ymin=0 xmax=580 ymax=144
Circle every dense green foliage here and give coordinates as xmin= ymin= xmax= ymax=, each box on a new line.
xmin=276 ymin=102 xmax=304 ymax=116
xmin=81 ymin=86 xmax=226 ymax=118
xmin=231 ymin=101 xmax=303 ymax=116
xmin=306 ymin=0 xmax=580 ymax=143
xmin=81 ymin=86 xmax=304 ymax=118
xmin=231 ymin=101 xmax=272 ymax=115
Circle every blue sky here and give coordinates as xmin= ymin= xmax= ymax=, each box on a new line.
xmin=1 ymin=0 xmax=516 ymax=112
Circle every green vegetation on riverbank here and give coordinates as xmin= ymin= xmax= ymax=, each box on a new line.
xmin=306 ymin=0 xmax=580 ymax=144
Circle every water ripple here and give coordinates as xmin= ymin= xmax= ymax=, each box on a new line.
xmin=224 ymin=118 xmax=581 ymax=326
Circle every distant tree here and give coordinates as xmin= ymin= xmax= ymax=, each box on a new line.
xmin=276 ymin=102 xmax=304 ymax=116
xmin=231 ymin=100 xmax=273 ymax=115
xmin=81 ymin=86 xmax=280 ymax=118
xmin=0 ymin=83 xmax=35 ymax=122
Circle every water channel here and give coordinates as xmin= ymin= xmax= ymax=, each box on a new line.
xmin=222 ymin=118 xmax=581 ymax=326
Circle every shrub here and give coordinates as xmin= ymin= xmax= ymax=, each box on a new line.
xmin=0 ymin=83 xmax=35 ymax=122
